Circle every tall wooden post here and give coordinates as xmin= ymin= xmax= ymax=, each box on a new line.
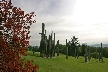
xmin=44 ymin=30 xmax=47 ymax=57
xmin=45 ymin=30 xmax=46 ymax=35
xmin=39 ymin=23 xmax=45 ymax=58
xmin=66 ymin=39 xmax=68 ymax=59
xmin=53 ymin=33 xmax=55 ymax=57
xmin=88 ymin=46 xmax=91 ymax=61
xmin=50 ymin=33 xmax=53 ymax=58
xmin=42 ymin=23 xmax=45 ymax=58
xmin=48 ymin=35 xmax=51 ymax=58
xmin=46 ymin=39 xmax=49 ymax=58
xmin=96 ymin=47 xmax=97 ymax=59
xmin=99 ymin=47 xmax=100 ymax=62
xmin=99 ymin=43 xmax=103 ymax=62
xmin=84 ymin=45 xmax=87 ymax=62
xmin=57 ymin=40 xmax=59 ymax=56
xmin=101 ymin=43 xmax=103 ymax=62
xmin=45 ymin=35 xmax=47 ymax=57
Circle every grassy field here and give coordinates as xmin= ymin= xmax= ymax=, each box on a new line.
xmin=23 ymin=51 xmax=108 ymax=72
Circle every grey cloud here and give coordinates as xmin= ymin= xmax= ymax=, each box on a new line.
xmin=11 ymin=0 xmax=108 ymax=46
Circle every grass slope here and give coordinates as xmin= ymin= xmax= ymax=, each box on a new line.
xmin=23 ymin=51 xmax=108 ymax=72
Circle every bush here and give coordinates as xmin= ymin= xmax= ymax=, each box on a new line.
xmin=91 ymin=52 xmax=99 ymax=59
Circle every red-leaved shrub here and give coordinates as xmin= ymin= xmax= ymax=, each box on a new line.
xmin=0 ymin=0 xmax=38 ymax=72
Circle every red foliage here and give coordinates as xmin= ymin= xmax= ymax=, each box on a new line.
xmin=0 ymin=0 xmax=38 ymax=72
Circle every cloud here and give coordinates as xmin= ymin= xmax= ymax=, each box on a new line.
xmin=11 ymin=0 xmax=108 ymax=46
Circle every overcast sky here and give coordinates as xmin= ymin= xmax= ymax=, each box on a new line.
xmin=11 ymin=0 xmax=108 ymax=46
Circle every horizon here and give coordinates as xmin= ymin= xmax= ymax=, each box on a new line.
xmin=11 ymin=0 xmax=108 ymax=46
xmin=29 ymin=43 xmax=108 ymax=47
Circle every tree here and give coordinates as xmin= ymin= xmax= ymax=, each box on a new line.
xmin=57 ymin=44 xmax=66 ymax=54
xmin=32 ymin=46 xmax=39 ymax=54
xmin=70 ymin=36 xmax=79 ymax=58
xmin=28 ymin=45 xmax=33 ymax=51
xmin=102 ymin=47 xmax=108 ymax=58
xmin=0 ymin=0 xmax=38 ymax=71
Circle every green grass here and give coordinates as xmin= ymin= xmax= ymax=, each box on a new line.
xmin=23 ymin=51 xmax=108 ymax=72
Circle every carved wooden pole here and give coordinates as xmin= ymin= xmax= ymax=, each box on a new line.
xmin=57 ymin=40 xmax=59 ymax=56
xmin=101 ymin=43 xmax=103 ymax=62
xmin=42 ymin=23 xmax=45 ymax=58
xmin=45 ymin=35 xmax=47 ymax=57
xmin=84 ymin=45 xmax=87 ymax=62
xmin=99 ymin=47 xmax=101 ymax=62
xmin=50 ymin=33 xmax=52 ymax=58
xmin=99 ymin=43 xmax=103 ymax=62
xmin=66 ymin=39 xmax=68 ymax=59
xmin=88 ymin=46 xmax=91 ymax=61
xmin=48 ymin=35 xmax=51 ymax=58
xmin=49 ymin=35 xmax=52 ymax=58
xmin=52 ymin=33 xmax=55 ymax=57
xmin=96 ymin=47 xmax=97 ymax=59
xmin=39 ymin=23 xmax=45 ymax=58
xmin=44 ymin=30 xmax=47 ymax=57
xmin=46 ymin=39 xmax=49 ymax=58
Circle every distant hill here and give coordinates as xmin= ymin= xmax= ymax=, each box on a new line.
xmin=88 ymin=44 xmax=108 ymax=47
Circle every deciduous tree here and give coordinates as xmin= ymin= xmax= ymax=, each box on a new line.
xmin=0 ymin=0 xmax=38 ymax=71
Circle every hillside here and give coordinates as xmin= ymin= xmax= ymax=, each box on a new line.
xmin=88 ymin=44 xmax=108 ymax=47
xmin=23 ymin=51 xmax=108 ymax=72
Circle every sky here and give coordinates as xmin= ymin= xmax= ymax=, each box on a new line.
xmin=10 ymin=0 xmax=108 ymax=46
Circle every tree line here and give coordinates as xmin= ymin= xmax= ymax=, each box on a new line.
xmin=28 ymin=42 xmax=108 ymax=59
xmin=28 ymin=36 xmax=108 ymax=60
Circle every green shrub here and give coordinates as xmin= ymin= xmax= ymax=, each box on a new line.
xmin=91 ymin=52 xmax=99 ymax=59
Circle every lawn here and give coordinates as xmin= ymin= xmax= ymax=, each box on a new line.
xmin=23 ymin=51 xmax=108 ymax=72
